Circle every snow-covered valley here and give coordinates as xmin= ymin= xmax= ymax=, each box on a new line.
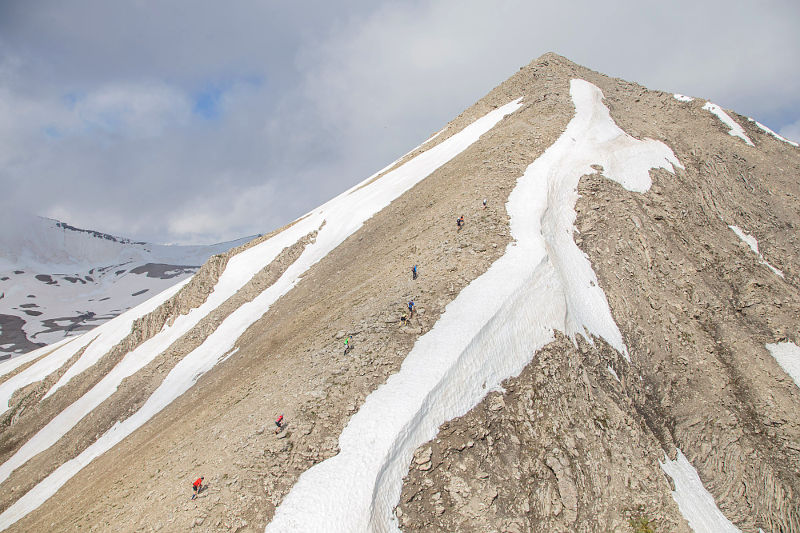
xmin=0 ymin=215 xmax=252 ymax=359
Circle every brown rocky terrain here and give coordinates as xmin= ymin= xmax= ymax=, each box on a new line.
xmin=0 ymin=53 xmax=797 ymax=533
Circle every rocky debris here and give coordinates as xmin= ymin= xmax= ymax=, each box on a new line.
xmin=0 ymin=315 xmax=46 ymax=359
xmin=572 ymin=75 xmax=800 ymax=530
xmin=414 ymin=447 xmax=433 ymax=471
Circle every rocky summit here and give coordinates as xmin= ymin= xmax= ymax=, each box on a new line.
xmin=0 ymin=53 xmax=797 ymax=532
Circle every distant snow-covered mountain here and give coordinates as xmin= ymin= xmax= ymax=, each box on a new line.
xmin=0 ymin=214 xmax=254 ymax=359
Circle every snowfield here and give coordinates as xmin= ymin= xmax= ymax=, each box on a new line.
xmin=0 ymin=215 xmax=252 ymax=357
xmin=0 ymin=95 xmax=522 ymax=531
xmin=265 ymin=78 xmax=681 ymax=532
xmin=703 ymin=102 xmax=754 ymax=146
xmin=660 ymin=450 xmax=742 ymax=532
xmin=0 ymin=337 xmax=74 ymax=380
xmin=0 ymin=279 xmax=186 ymax=415
xmin=728 ymin=225 xmax=784 ymax=278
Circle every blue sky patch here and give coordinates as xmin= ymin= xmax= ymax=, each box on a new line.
xmin=193 ymin=84 xmax=226 ymax=119
xmin=43 ymin=126 xmax=62 ymax=139
xmin=192 ymin=77 xmax=264 ymax=120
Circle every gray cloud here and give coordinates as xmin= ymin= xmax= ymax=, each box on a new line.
xmin=0 ymin=0 xmax=798 ymax=245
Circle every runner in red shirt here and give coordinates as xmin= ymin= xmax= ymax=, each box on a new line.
xmin=191 ymin=476 xmax=204 ymax=500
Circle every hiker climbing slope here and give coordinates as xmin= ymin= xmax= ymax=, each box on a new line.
xmin=344 ymin=335 xmax=353 ymax=355
xmin=191 ymin=476 xmax=204 ymax=500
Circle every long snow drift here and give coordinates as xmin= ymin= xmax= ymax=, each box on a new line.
xmin=0 ymin=97 xmax=522 ymax=531
xmin=265 ymin=79 xmax=680 ymax=532
xmin=728 ymin=225 xmax=784 ymax=278
xmin=748 ymin=118 xmax=799 ymax=147
xmin=703 ymin=102 xmax=754 ymax=146
xmin=660 ymin=450 xmax=742 ymax=532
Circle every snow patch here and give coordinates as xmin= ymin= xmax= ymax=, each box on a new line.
xmin=766 ymin=341 xmax=800 ymax=389
xmin=748 ymin=118 xmax=799 ymax=147
xmin=265 ymin=78 xmax=680 ymax=532
xmin=703 ymin=103 xmax=754 ymax=146
xmin=728 ymin=225 xmax=784 ymax=278
xmin=660 ymin=449 xmax=742 ymax=532
xmin=674 ymin=94 xmax=694 ymax=102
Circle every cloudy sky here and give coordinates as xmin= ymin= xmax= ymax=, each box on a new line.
xmin=1 ymin=1 xmax=798 ymax=245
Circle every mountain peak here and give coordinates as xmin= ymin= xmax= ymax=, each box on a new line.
xmin=0 ymin=58 xmax=798 ymax=532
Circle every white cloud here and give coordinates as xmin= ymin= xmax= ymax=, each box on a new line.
xmin=166 ymin=181 xmax=279 ymax=245
xmin=0 ymin=0 xmax=798 ymax=245
xmin=72 ymin=83 xmax=192 ymax=138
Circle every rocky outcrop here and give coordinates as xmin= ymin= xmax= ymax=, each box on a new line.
xmin=399 ymin=336 xmax=689 ymax=532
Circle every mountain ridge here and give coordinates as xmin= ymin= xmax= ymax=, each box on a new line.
xmin=0 ymin=213 xmax=254 ymax=271
xmin=0 ymin=52 xmax=797 ymax=532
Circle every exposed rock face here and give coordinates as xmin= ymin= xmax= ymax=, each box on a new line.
xmin=399 ymin=336 xmax=689 ymax=533
xmin=0 ymin=53 xmax=798 ymax=533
